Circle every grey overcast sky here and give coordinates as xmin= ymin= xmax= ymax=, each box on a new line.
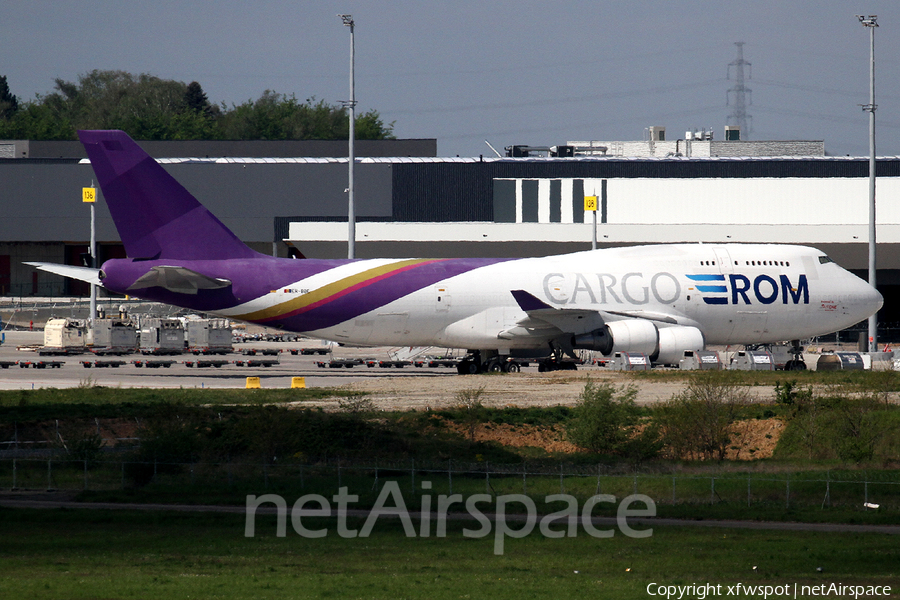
xmin=4 ymin=0 xmax=899 ymax=157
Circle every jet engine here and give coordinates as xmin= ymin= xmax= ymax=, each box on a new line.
xmin=654 ymin=325 xmax=705 ymax=365
xmin=571 ymin=320 xmax=704 ymax=364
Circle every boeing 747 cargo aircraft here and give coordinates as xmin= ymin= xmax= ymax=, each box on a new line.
xmin=29 ymin=130 xmax=882 ymax=373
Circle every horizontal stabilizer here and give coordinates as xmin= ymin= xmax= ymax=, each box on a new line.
xmin=26 ymin=262 xmax=102 ymax=286
xmin=127 ymin=266 xmax=232 ymax=295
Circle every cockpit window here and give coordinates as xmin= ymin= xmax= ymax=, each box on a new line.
xmin=818 ymin=256 xmax=835 ymax=264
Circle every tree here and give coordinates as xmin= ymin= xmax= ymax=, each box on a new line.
xmin=217 ymin=92 xmax=348 ymax=140
xmin=356 ymin=109 xmax=395 ymax=140
xmin=19 ymin=70 xmax=194 ymax=140
xmin=184 ymin=81 xmax=212 ymax=115
xmin=0 ymin=75 xmax=18 ymax=120
xmin=174 ymin=81 xmax=219 ymax=140
xmin=187 ymin=90 xmax=396 ymax=141
xmin=0 ymin=70 xmax=396 ymax=141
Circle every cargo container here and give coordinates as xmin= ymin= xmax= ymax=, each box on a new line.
xmin=728 ymin=350 xmax=774 ymax=371
xmin=41 ymin=318 xmax=86 ymax=354
xmin=186 ymin=318 xmax=233 ymax=355
xmin=91 ymin=318 xmax=137 ymax=355
xmin=139 ymin=318 xmax=185 ymax=355
xmin=610 ymin=352 xmax=651 ymax=371
xmin=678 ymin=350 xmax=723 ymax=370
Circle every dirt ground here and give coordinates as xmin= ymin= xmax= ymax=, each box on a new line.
xmin=435 ymin=416 xmax=783 ymax=460
xmin=303 ymin=372 xmax=784 ymax=459
xmin=313 ymin=371 xmax=777 ymax=411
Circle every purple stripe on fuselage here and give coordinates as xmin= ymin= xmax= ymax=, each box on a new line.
xmin=100 ymin=255 xmax=510 ymax=332
xmin=263 ymin=257 xmax=510 ymax=332
xmin=254 ymin=259 xmax=448 ymax=323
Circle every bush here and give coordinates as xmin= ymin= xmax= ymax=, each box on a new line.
xmin=776 ymin=390 xmax=898 ymax=463
xmin=774 ymin=380 xmax=812 ymax=405
xmin=337 ymin=393 xmax=377 ymax=415
xmin=55 ymin=422 xmax=105 ymax=465
xmin=655 ymin=372 xmax=751 ymax=460
xmin=455 ymin=386 xmax=487 ymax=442
xmin=566 ymin=381 xmax=659 ymax=460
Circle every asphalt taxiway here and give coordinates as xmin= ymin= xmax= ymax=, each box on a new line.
xmin=0 ymin=331 xmax=467 ymax=391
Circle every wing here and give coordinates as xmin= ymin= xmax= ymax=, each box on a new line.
xmin=502 ymin=290 xmax=605 ymax=338
xmin=505 ymin=290 xmax=705 ymax=363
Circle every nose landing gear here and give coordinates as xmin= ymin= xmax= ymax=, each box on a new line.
xmin=784 ymin=340 xmax=807 ymax=371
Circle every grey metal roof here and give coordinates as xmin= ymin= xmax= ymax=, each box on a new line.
xmin=78 ymin=154 xmax=900 ymax=165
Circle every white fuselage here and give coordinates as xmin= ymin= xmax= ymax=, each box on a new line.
xmin=217 ymin=244 xmax=881 ymax=352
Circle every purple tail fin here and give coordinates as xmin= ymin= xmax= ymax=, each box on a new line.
xmin=78 ymin=130 xmax=259 ymax=261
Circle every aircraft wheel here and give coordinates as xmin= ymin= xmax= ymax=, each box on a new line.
xmin=538 ymin=363 xmax=546 ymax=373
xmin=458 ymin=359 xmax=479 ymax=375
xmin=507 ymin=363 xmax=520 ymax=373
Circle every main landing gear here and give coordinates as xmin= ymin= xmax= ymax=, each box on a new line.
xmin=456 ymin=348 xmax=577 ymax=374
xmin=537 ymin=346 xmax=578 ymax=372
xmin=455 ymin=351 xmax=524 ymax=374
xmin=456 ymin=353 xmax=481 ymax=374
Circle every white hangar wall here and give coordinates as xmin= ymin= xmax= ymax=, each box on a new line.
xmin=600 ymin=177 xmax=898 ymax=226
xmin=495 ymin=177 xmax=900 ymax=228
xmin=288 ymin=174 xmax=900 ymax=273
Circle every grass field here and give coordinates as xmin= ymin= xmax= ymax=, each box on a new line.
xmin=1 ymin=378 xmax=899 ymax=598
xmin=0 ymin=508 xmax=896 ymax=599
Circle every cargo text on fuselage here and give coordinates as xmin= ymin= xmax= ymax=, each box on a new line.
xmin=541 ymin=272 xmax=810 ymax=307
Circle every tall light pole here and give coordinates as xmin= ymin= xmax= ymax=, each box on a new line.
xmin=82 ymin=184 xmax=97 ymax=326
xmin=858 ymin=14 xmax=878 ymax=352
xmin=339 ymin=14 xmax=357 ymax=259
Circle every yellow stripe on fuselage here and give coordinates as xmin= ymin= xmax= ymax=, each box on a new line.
xmin=233 ymin=259 xmax=434 ymax=322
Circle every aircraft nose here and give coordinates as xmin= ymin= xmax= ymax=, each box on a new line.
xmin=857 ymin=281 xmax=883 ymax=319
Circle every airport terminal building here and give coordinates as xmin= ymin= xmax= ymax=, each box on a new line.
xmin=2 ymin=131 xmax=899 ymax=327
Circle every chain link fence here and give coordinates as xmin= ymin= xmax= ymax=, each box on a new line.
xmin=2 ymin=456 xmax=897 ymax=511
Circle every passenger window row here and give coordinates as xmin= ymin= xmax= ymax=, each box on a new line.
xmin=698 ymin=259 xmax=792 ymax=267
xmin=743 ymin=260 xmax=790 ymax=267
